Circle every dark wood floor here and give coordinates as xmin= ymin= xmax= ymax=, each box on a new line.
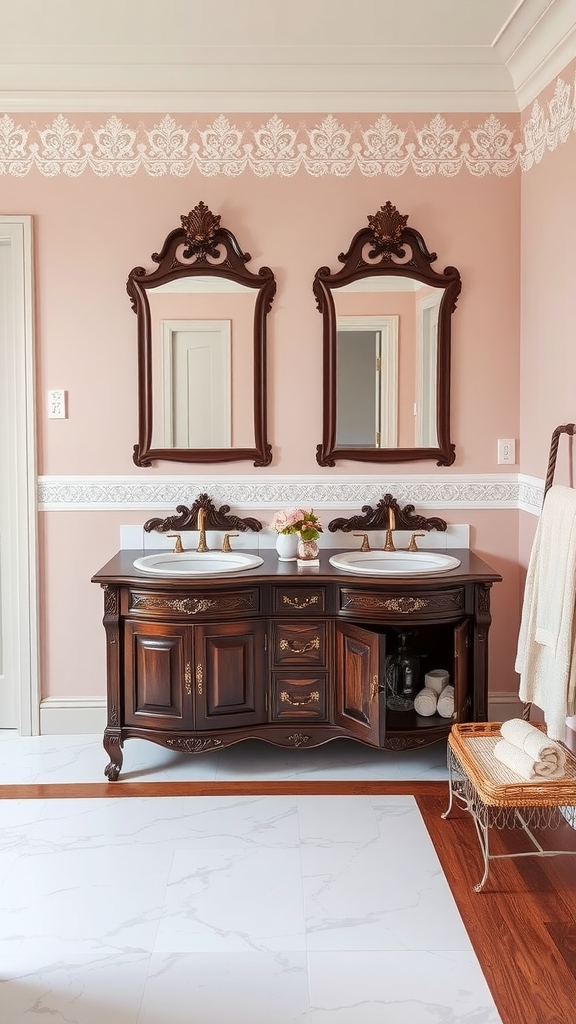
xmin=3 ymin=777 xmax=576 ymax=1023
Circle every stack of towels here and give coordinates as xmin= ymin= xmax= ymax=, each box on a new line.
xmin=493 ymin=718 xmax=567 ymax=781
xmin=414 ymin=669 xmax=454 ymax=718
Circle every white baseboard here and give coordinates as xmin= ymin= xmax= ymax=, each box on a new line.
xmin=39 ymin=697 xmax=106 ymax=735
xmin=487 ymin=691 xmax=523 ymax=722
xmin=40 ymin=692 xmax=523 ymax=736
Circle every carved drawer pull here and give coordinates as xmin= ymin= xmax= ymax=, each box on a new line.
xmin=282 ymin=595 xmax=319 ymax=609
xmin=184 ymin=662 xmax=192 ymax=696
xmin=280 ymin=690 xmax=320 ymax=706
xmin=279 ymin=637 xmax=320 ymax=654
xmin=196 ymin=663 xmax=203 ymax=695
xmin=383 ymin=596 xmax=428 ymax=613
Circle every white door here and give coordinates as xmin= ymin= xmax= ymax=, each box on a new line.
xmin=0 ymin=217 xmax=39 ymax=733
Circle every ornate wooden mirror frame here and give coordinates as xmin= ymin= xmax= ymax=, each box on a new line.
xmin=127 ymin=202 xmax=276 ymax=467
xmin=313 ymin=201 xmax=462 ymax=467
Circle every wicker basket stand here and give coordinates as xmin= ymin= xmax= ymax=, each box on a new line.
xmin=442 ymin=722 xmax=576 ymax=891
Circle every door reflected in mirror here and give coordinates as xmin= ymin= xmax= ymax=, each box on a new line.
xmin=147 ymin=278 xmax=256 ymax=450
xmin=314 ymin=201 xmax=461 ymax=466
xmin=334 ymin=277 xmax=443 ymax=450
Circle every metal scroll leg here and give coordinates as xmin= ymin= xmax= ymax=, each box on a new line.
xmin=470 ymin=815 xmax=491 ymax=892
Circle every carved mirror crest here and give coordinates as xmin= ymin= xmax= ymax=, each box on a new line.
xmin=127 ymin=202 xmax=276 ymax=467
xmin=313 ymin=201 xmax=462 ymax=467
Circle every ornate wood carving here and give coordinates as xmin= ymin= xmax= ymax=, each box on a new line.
xmin=328 ymin=494 xmax=447 ymax=534
xmin=340 ymin=590 xmax=463 ymax=616
xmin=130 ymin=592 xmax=258 ymax=615
xmin=287 ymin=733 xmax=312 ymax=746
xmin=143 ymin=494 xmax=262 ymax=534
xmin=166 ymin=737 xmax=223 ymax=752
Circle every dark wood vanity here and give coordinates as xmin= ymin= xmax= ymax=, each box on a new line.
xmin=92 ymin=547 xmax=501 ymax=780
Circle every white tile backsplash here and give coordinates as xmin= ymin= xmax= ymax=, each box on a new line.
xmin=120 ymin=523 xmax=469 ymax=551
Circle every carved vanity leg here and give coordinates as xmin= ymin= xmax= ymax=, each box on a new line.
xmin=474 ymin=582 xmax=493 ymax=721
xmin=101 ymin=584 xmax=123 ymax=781
xmin=103 ymin=730 xmax=123 ymax=781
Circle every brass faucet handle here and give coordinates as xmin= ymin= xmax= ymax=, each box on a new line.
xmin=353 ymin=533 xmax=371 ymax=553
xmin=221 ymin=533 xmax=239 ymax=553
xmin=167 ymin=533 xmax=184 ymax=553
xmin=407 ymin=532 xmax=426 ymax=552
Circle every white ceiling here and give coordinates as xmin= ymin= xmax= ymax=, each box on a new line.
xmin=1 ymin=0 xmax=575 ymax=113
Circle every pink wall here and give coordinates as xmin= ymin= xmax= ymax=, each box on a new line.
xmin=519 ymin=59 xmax=576 ymax=565
xmin=3 ymin=108 xmax=528 ymax=704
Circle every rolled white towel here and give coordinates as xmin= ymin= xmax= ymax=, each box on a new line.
xmin=493 ymin=738 xmax=566 ymax=780
xmin=500 ymin=718 xmax=566 ymax=774
xmin=414 ymin=687 xmax=438 ymax=717
xmin=437 ymin=685 xmax=455 ymax=719
xmin=424 ymin=669 xmax=449 ymax=695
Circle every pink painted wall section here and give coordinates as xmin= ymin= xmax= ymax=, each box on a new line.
xmin=519 ymin=58 xmax=576 ymax=565
xmin=1 ymin=111 xmax=521 ymax=476
xmin=1 ymin=108 xmax=526 ymax=704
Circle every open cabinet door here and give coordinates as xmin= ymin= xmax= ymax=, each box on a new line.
xmin=335 ymin=622 xmax=385 ymax=745
xmin=453 ymin=619 xmax=471 ymax=722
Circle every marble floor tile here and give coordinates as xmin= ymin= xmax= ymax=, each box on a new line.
xmin=307 ymin=950 xmax=502 ymax=1023
xmin=0 ymin=730 xmax=450 ymax=783
xmin=139 ymin=952 xmax=310 ymax=1024
xmin=0 ymin=794 xmax=500 ymax=1023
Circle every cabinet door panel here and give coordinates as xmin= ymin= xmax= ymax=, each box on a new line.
xmin=453 ymin=619 xmax=471 ymax=721
xmin=124 ymin=621 xmax=192 ymax=729
xmin=195 ymin=622 xmax=266 ymax=729
xmin=335 ymin=622 xmax=384 ymax=744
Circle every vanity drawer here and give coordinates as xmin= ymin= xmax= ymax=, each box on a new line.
xmin=127 ymin=587 xmax=260 ymax=620
xmin=339 ymin=587 xmax=465 ymax=621
xmin=271 ymin=621 xmax=328 ymax=667
xmin=272 ymin=585 xmax=326 ymax=614
xmin=269 ymin=674 xmax=328 ymax=721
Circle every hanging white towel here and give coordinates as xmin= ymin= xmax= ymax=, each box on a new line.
xmin=515 ymin=485 xmax=576 ymax=740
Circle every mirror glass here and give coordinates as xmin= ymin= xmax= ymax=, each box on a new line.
xmin=128 ymin=203 xmax=276 ymax=467
xmin=314 ymin=202 xmax=461 ymax=467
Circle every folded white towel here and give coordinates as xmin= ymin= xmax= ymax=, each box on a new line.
xmin=414 ymin=687 xmax=437 ymax=717
xmin=500 ymin=718 xmax=566 ymax=774
xmin=493 ymin=738 xmax=566 ymax=780
xmin=424 ymin=669 xmax=449 ymax=695
xmin=437 ymin=685 xmax=454 ymax=719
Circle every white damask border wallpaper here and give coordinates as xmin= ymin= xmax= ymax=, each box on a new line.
xmin=38 ymin=473 xmax=542 ymax=513
xmin=1 ymin=72 xmax=574 ymax=178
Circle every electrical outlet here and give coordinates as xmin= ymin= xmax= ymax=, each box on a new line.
xmin=497 ymin=438 xmax=516 ymax=464
xmin=47 ymin=389 xmax=66 ymax=419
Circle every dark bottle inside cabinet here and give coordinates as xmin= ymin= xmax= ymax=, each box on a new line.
xmin=92 ymin=548 xmax=501 ymax=779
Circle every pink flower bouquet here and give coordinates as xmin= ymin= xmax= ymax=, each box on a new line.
xmin=270 ymin=507 xmax=322 ymax=541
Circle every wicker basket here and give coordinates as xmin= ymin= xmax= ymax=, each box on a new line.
xmin=448 ymin=722 xmax=576 ymax=808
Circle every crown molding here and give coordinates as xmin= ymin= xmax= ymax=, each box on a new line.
xmin=495 ymin=0 xmax=576 ymax=110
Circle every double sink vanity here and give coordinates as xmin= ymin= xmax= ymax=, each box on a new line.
xmin=93 ymin=495 xmax=501 ymax=780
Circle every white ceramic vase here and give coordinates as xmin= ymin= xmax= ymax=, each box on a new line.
xmin=275 ymin=532 xmax=299 ymax=561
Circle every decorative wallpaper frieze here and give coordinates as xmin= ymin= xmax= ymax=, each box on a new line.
xmin=0 ymin=111 xmax=523 ymax=178
xmin=37 ymin=474 xmax=526 ymax=512
xmin=520 ymin=72 xmax=576 ymax=171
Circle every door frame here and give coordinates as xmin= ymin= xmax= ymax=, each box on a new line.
xmin=0 ymin=216 xmax=40 ymax=734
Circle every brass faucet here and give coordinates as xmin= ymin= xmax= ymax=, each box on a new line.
xmin=383 ymin=508 xmax=396 ymax=551
xmin=167 ymin=533 xmax=184 ymax=553
xmin=221 ymin=532 xmax=239 ymax=553
xmin=408 ymin=532 xmax=425 ymax=552
xmin=196 ymin=507 xmax=209 ymax=552
xmin=353 ymin=533 xmax=371 ymax=552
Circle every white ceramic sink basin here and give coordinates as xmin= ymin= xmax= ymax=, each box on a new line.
xmin=329 ymin=550 xmax=461 ymax=576
xmin=133 ymin=551 xmax=264 ymax=576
